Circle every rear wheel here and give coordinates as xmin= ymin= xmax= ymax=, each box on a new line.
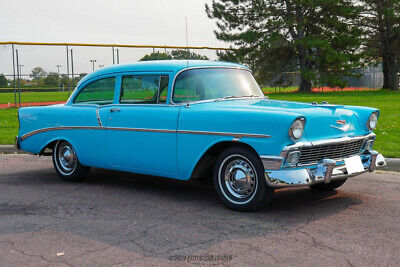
xmin=213 ymin=145 xmax=274 ymax=211
xmin=309 ymin=179 xmax=347 ymax=191
xmin=52 ymin=140 xmax=90 ymax=182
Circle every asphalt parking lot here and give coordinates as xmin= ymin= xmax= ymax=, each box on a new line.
xmin=0 ymin=154 xmax=399 ymax=266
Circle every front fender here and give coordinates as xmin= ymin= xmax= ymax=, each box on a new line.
xmin=177 ymin=105 xmax=302 ymax=179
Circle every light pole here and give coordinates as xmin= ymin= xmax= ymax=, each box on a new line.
xmin=18 ymin=64 xmax=24 ymax=76
xmin=57 ymin=64 xmax=62 ymax=90
xmin=90 ymin=59 xmax=97 ymax=71
xmin=18 ymin=65 xmax=24 ymax=85
xmin=99 ymin=65 xmax=104 ymax=69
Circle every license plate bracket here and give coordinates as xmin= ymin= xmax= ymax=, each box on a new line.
xmin=344 ymin=156 xmax=364 ymax=174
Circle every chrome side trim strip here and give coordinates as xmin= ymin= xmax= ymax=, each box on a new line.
xmin=177 ymin=130 xmax=270 ymax=139
xmin=20 ymin=126 xmax=103 ymax=141
xmin=106 ymin=127 xmax=176 ymax=134
xmin=20 ymin=126 xmax=270 ymax=141
xmin=96 ymin=108 xmax=103 ymax=127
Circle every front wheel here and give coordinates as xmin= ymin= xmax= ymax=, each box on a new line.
xmin=309 ymin=179 xmax=347 ymax=191
xmin=213 ymin=146 xmax=274 ymax=211
xmin=52 ymin=140 xmax=90 ymax=182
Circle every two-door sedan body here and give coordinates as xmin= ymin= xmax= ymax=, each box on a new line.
xmin=16 ymin=60 xmax=386 ymax=211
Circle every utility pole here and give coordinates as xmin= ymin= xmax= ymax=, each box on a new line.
xmin=116 ymin=49 xmax=120 ymax=64
xmin=90 ymin=59 xmax=97 ymax=71
xmin=57 ymin=64 xmax=62 ymax=90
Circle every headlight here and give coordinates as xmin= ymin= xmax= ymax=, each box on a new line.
xmin=367 ymin=112 xmax=378 ymax=131
xmin=289 ymin=118 xmax=305 ymax=141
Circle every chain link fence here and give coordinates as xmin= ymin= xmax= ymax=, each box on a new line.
xmin=0 ymin=42 xmax=385 ymax=107
xmin=0 ymin=42 xmax=223 ymax=107
xmin=263 ymin=64 xmax=383 ymax=93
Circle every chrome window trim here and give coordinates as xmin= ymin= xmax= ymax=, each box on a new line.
xmin=72 ymin=76 xmax=117 ymax=105
xmin=119 ymin=74 xmax=170 ymax=105
xmin=20 ymin=126 xmax=271 ymax=142
xmin=169 ymin=66 xmax=254 ymax=106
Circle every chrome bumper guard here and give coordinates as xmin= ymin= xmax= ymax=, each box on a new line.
xmin=14 ymin=136 xmax=20 ymax=150
xmin=262 ymin=151 xmax=386 ymax=188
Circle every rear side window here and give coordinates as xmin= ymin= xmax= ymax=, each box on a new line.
xmin=74 ymin=77 xmax=115 ymax=105
xmin=120 ymin=75 xmax=169 ymax=104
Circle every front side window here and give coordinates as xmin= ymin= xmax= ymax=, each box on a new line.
xmin=172 ymin=68 xmax=263 ymax=103
xmin=74 ymin=77 xmax=115 ymax=105
xmin=121 ymin=75 xmax=169 ymax=104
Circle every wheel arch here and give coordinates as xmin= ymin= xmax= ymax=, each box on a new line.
xmin=38 ymin=137 xmax=77 ymax=156
xmin=189 ymin=141 xmax=260 ymax=181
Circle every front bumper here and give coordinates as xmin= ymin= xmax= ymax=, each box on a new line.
xmin=263 ymin=151 xmax=386 ymax=188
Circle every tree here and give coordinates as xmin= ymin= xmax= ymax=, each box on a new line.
xmin=140 ymin=52 xmax=172 ymax=61
xmin=206 ymin=0 xmax=364 ymax=91
xmin=362 ymin=0 xmax=400 ymax=91
xmin=44 ymin=72 xmax=59 ymax=86
xmin=0 ymin=74 xmax=8 ymax=87
xmin=170 ymin=49 xmax=209 ymax=60
xmin=30 ymin=67 xmax=47 ymax=81
xmin=139 ymin=49 xmax=209 ymax=61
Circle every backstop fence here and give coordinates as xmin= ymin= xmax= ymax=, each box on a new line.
xmin=0 ymin=41 xmax=384 ymax=108
xmin=0 ymin=41 xmax=228 ymax=107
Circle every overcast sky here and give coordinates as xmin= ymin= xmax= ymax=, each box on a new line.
xmin=0 ymin=0 xmax=223 ymax=76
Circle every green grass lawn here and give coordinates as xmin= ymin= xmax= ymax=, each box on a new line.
xmin=0 ymin=108 xmax=18 ymax=145
xmin=0 ymin=90 xmax=399 ymax=157
xmin=0 ymin=91 xmax=70 ymax=104
xmin=268 ymin=90 xmax=400 ymax=158
xmin=262 ymin=87 xmax=298 ymax=93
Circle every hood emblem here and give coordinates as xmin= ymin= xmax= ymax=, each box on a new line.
xmin=336 ymin=120 xmax=347 ymax=125
xmin=330 ymin=123 xmax=351 ymax=132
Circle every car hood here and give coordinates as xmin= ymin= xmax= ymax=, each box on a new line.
xmin=191 ymin=99 xmax=376 ymax=142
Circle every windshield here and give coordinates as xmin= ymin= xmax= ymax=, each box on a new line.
xmin=172 ymin=68 xmax=264 ymax=103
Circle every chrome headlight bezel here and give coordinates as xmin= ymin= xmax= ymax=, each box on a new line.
xmin=289 ymin=118 xmax=305 ymax=142
xmin=367 ymin=112 xmax=378 ymax=131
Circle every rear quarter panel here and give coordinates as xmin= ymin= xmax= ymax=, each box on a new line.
xmin=18 ymin=104 xmax=107 ymax=167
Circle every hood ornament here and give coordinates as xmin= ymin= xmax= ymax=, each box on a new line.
xmin=330 ymin=121 xmax=350 ymax=132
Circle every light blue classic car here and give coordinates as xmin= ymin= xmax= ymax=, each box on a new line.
xmin=16 ymin=60 xmax=386 ymax=211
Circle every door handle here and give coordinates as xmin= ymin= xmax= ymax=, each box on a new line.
xmin=110 ymin=108 xmax=121 ymax=113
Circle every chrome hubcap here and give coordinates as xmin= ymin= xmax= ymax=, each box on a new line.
xmin=58 ymin=142 xmax=76 ymax=172
xmin=224 ymin=159 xmax=256 ymax=199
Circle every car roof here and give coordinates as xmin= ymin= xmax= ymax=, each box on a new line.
xmin=78 ymin=60 xmax=248 ymax=86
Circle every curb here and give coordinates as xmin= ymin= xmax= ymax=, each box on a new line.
xmin=384 ymin=158 xmax=400 ymax=172
xmin=0 ymin=144 xmax=399 ymax=172
xmin=0 ymin=145 xmax=27 ymax=154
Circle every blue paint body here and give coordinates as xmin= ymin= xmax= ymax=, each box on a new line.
xmin=17 ymin=60 xmax=379 ymax=180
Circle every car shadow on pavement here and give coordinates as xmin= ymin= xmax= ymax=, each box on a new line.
xmin=2 ymin=166 xmax=365 ymax=258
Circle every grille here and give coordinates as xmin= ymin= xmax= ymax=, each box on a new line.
xmin=298 ymin=138 xmax=366 ymax=165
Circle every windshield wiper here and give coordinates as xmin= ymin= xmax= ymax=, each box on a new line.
xmin=215 ymin=95 xmax=264 ymax=102
xmin=241 ymin=95 xmax=259 ymax=98
xmin=222 ymin=95 xmax=242 ymax=99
